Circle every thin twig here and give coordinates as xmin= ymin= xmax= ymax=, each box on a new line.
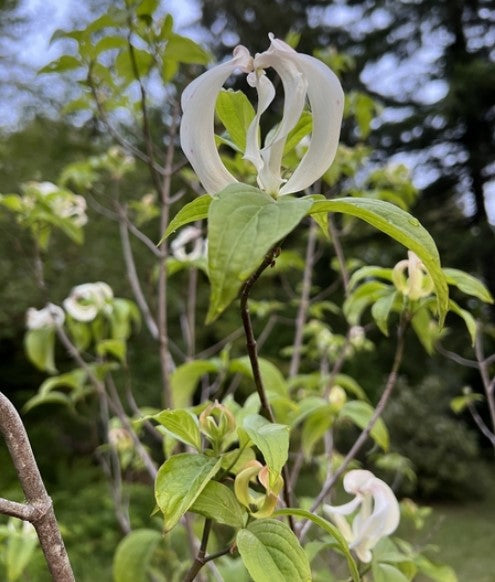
xmin=289 ymin=221 xmax=317 ymax=378
xmin=328 ymin=214 xmax=350 ymax=296
xmin=118 ymin=214 xmax=160 ymax=340
xmin=299 ymin=314 xmax=409 ymax=541
xmin=0 ymin=393 xmax=75 ymax=582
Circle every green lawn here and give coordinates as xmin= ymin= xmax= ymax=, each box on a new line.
xmin=420 ymin=484 xmax=495 ymax=582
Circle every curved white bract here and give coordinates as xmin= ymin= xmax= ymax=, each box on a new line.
xmin=179 ymin=36 xmax=344 ymax=197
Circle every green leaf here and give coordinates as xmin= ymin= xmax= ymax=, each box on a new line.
xmin=343 ymin=281 xmax=390 ymax=325
xmin=155 ymin=453 xmax=221 ymax=532
xmin=372 ymin=562 xmax=409 ymax=582
xmin=39 ymin=55 xmax=81 ymax=74
xmin=153 ymin=409 xmax=202 ymax=451
xmin=283 ymin=111 xmax=313 ymax=155
xmin=190 ymin=480 xmax=246 ymax=528
xmin=159 ymin=195 xmax=211 ymax=243
xmin=309 ymin=198 xmax=449 ymax=324
xmin=5 ymin=520 xmax=38 ymax=582
xmin=414 ymin=554 xmax=457 ymax=582
xmin=23 ymin=391 xmax=72 ymax=413
xmin=170 ymin=360 xmax=219 ymax=408
xmin=242 ymin=414 xmax=289 ymax=477
xmin=93 ymin=35 xmax=127 ymax=55
xmin=301 ymin=406 xmax=334 ymax=459
xmin=236 ymin=519 xmax=311 ymax=582
xmin=450 ymin=391 xmax=483 ymax=414
xmin=448 ymin=299 xmax=477 ymax=345
xmin=339 ymin=400 xmax=389 ymax=451
xmin=96 ymin=338 xmax=126 ymax=362
xmin=371 ymin=291 xmax=399 ymax=336
xmin=24 ymin=328 xmax=57 ymax=374
xmin=207 ymin=184 xmax=312 ymax=322
xmin=348 ymin=266 xmax=394 ymax=290
xmin=165 ymin=33 xmax=211 ymax=65
xmin=229 ymin=356 xmax=288 ymax=396
xmin=443 ymin=267 xmax=493 ymax=303
xmin=274 ymin=508 xmax=360 ymax=582
xmin=113 ymin=529 xmax=162 ymax=582
xmin=216 ymin=89 xmax=256 ymax=152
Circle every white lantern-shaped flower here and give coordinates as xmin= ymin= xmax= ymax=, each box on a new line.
xmin=180 ymin=35 xmax=344 ymax=197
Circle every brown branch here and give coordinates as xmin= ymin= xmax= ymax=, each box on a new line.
xmin=239 ymin=246 xmax=295 ymax=531
xmin=0 ymin=392 xmax=75 ymax=582
xmin=299 ymin=315 xmax=409 ymax=541
xmin=184 ymin=518 xmax=212 ymax=582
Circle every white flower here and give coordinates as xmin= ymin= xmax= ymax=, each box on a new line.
xmin=170 ymin=226 xmax=206 ymax=261
xmin=180 ymin=34 xmax=344 ymax=197
xmin=26 ymin=303 xmax=65 ymax=329
xmin=323 ymin=469 xmax=400 ymax=563
xmin=63 ymin=282 xmax=113 ymax=322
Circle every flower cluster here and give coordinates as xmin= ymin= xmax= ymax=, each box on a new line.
xmin=180 ymin=34 xmax=344 ymax=197
xmin=26 ymin=303 xmax=65 ymax=330
xmin=63 ymin=282 xmax=114 ymax=322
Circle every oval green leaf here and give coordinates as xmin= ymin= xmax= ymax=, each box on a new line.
xmin=113 ymin=529 xmax=162 ymax=582
xmin=236 ymin=519 xmax=311 ymax=582
xmin=155 ymin=453 xmax=221 ymax=532
xmin=207 ymin=184 xmax=313 ymax=322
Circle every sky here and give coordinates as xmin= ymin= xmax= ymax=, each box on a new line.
xmin=2 ymin=0 xmax=494 ymax=223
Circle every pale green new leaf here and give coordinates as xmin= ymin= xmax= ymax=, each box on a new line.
xmin=242 ymin=414 xmax=289 ymax=477
xmin=236 ymin=519 xmax=311 ymax=582
xmin=24 ymin=328 xmax=57 ymax=374
xmin=443 ymin=267 xmax=493 ymax=303
xmin=372 ymin=562 xmax=409 ymax=582
xmin=309 ymin=198 xmax=449 ymax=324
xmin=371 ymin=291 xmax=399 ymax=336
xmin=96 ymin=339 xmax=126 ymax=363
xmin=450 ymin=392 xmax=483 ymax=414
xmin=207 ymin=184 xmax=312 ymax=322
xmin=216 ymin=89 xmax=256 ymax=152
xmin=155 ymin=453 xmax=221 ymax=532
xmin=165 ymin=33 xmax=211 ymax=65
xmin=229 ymin=356 xmax=288 ymax=396
xmin=153 ymin=409 xmax=202 ymax=451
xmin=275 ymin=508 xmax=360 ymax=582
xmin=343 ymin=281 xmax=390 ymax=325
xmin=190 ymin=480 xmax=246 ymax=528
xmin=113 ymin=529 xmax=162 ymax=582
xmin=159 ymin=195 xmax=211 ymax=243
xmin=448 ymin=299 xmax=477 ymax=345
xmin=170 ymin=360 xmax=220 ymax=408
xmin=348 ymin=266 xmax=394 ymax=290
xmin=339 ymin=401 xmax=389 ymax=451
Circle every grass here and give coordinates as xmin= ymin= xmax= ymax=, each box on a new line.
xmin=422 ymin=486 xmax=495 ymax=582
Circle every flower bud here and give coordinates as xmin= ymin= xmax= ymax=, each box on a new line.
xmin=199 ymin=400 xmax=236 ymax=443
xmin=392 ymin=251 xmax=433 ymax=301
xmin=328 ymin=385 xmax=347 ymax=411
